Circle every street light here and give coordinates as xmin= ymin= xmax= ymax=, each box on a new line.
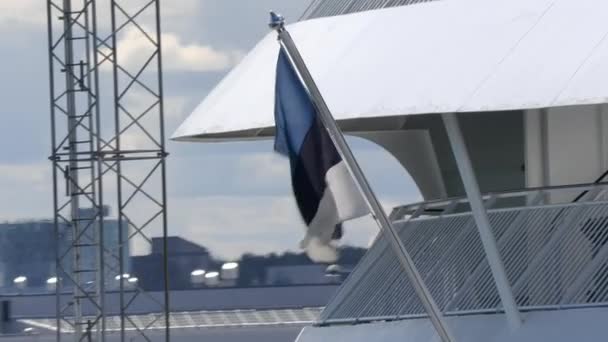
xmin=127 ymin=277 xmax=138 ymax=288
xmin=114 ymin=273 xmax=130 ymax=281
xmin=190 ymin=269 xmax=206 ymax=286
xmin=13 ymin=276 xmax=27 ymax=289
xmin=204 ymin=271 xmax=220 ymax=287
xmin=46 ymin=276 xmax=58 ymax=291
xmin=221 ymin=262 xmax=239 ymax=281
xmin=114 ymin=273 xmax=131 ymax=289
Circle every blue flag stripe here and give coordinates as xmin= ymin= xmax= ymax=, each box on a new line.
xmin=274 ymin=47 xmax=342 ymax=224
xmin=274 ymin=48 xmax=316 ymax=157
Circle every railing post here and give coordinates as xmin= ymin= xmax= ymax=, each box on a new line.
xmin=442 ymin=113 xmax=522 ymax=329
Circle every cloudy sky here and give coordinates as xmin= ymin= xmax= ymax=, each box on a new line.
xmin=0 ymin=0 xmax=420 ymax=260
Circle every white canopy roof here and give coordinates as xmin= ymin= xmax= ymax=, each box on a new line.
xmin=173 ymin=0 xmax=608 ymax=141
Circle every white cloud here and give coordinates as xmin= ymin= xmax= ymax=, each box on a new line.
xmin=0 ymin=0 xmax=421 ymax=262
xmin=0 ymin=0 xmax=205 ymax=28
xmin=0 ymin=163 xmax=52 ymax=222
xmin=112 ymin=26 xmax=243 ymax=73
xmin=161 ymin=0 xmax=202 ymax=19
xmin=163 ymin=195 xmax=303 ymax=259
xmin=11 ymin=1 xmax=237 ymax=74
xmin=165 ymin=95 xmax=192 ymax=121
xmin=0 ymin=160 xmax=384 ymax=260
xmin=237 ymin=153 xmax=290 ymax=185
xmin=167 ymin=150 xmax=291 ymax=198
xmin=110 ymin=92 xmax=192 ymax=150
xmin=163 ymin=33 xmax=243 ymax=72
xmin=156 ymin=143 xmax=420 ymax=259
xmin=0 ymin=1 xmax=45 ymax=27
xmin=0 ymin=163 xmax=49 ymax=185
xmin=166 ymin=194 xmax=399 ymax=260
xmin=120 ymin=132 xmax=151 ymax=151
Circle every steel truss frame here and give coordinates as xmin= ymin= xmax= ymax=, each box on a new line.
xmin=47 ymin=0 xmax=170 ymax=341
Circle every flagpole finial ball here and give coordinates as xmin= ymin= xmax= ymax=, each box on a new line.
xmin=269 ymin=11 xmax=285 ymax=30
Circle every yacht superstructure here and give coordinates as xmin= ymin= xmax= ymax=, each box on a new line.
xmin=174 ymin=0 xmax=608 ymax=340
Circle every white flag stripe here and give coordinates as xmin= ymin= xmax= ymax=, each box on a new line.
xmin=326 ymin=161 xmax=369 ymax=221
xmin=300 ymin=161 xmax=369 ymax=262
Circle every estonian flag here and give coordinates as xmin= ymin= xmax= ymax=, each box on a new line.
xmin=273 ymin=47 xmax=369 ymax=263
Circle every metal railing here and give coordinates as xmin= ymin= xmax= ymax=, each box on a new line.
xmin=301 ymin=0 xmax=438 ymax=20
xmin=20 ymin=307 xmax=322 ymax=333
xmin=319 ymin=183 xmax=608 ymax=324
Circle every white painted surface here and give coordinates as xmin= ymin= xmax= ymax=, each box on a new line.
xmin=547 ymin=106 xmax=603 ymax=186
xmin=297 ymin=307 xmax=608 ymax=342
xmin=174 ymin=0 xmax=608 ymax=141
xmin=525 ymin=104 xmax=608 ymax=192
xmin=524 ymin=109 xmax=548 ymax=190
xmin=355 ymin=130 xmax=446 ymax=200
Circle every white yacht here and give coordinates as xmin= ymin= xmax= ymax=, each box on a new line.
xmin=173 ymin=0 xmax=608 ymax=340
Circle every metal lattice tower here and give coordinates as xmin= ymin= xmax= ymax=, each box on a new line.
xmin=47 ymin=0 xmax=170 ymax=341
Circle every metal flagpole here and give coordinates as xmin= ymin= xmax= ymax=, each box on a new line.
xmin=269 ymin=12 xmax=455 ymax=342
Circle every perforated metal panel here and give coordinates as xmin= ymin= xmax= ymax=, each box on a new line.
xmin=320 ymin=199 xmax=608 ymax=324
xmin=301 ymin=0 xmax=438 ymax=19
xmin=20 ymin=307 xmax=322 ymax=332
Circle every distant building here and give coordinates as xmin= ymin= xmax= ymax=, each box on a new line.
xmin=131 ymin=237 xmax=211 ymax=291
xmin=0 ymin=220 xmax=56 ymax=289
xmin=266 ymin=265 xmax=338 ymax=285
xmin=236 ymin=247 xmax=366 ymax=287
xmin=0 ymin=207 xmax=129 ymax=293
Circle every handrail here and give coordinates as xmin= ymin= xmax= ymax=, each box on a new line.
xmin=391 ymin=181 xmax=608 ymax=220
xmin=323 ymin=197 xmax=608 ymax=324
